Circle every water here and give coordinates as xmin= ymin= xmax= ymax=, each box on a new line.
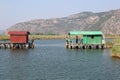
xmin=0 ymin=40 xmax=120 ymax=80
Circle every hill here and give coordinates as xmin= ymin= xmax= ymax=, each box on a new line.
xmin=6 ymin=9 xmax=120 ymax=35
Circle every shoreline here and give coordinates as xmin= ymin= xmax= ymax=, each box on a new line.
xmin=0 ymin=34 xmax=67 ymax=40
xmin=0 ymin=34 xmax=119 ymax=40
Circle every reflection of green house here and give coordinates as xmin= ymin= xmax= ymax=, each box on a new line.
xmin=68 ymin=31 xmax=104 ymax=45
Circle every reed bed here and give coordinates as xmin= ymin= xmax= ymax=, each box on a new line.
xmin=29 ymin=34 xmax=67 ymax=40
xmin=0 ymin=35 xmax=9 ymax=40
xmin=111 ymin=38 xmax=120 ymax=58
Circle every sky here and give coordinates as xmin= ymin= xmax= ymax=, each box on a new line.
xmin=1 ymin=0 xmax=120 ymax=30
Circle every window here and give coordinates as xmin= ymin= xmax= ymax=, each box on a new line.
xmin=91 ymin=36 xmax=94 ymax=39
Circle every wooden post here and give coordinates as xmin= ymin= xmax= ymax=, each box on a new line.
xmin=10 ymin=43 xmax=13 ymax=49
xmin=31 ymin=39 xmax=34 ymax=48
xmin=76 ymin=35 xmax=78 ymax=44
xmin=25 ymin=43 xmax=29 ymax=49
xmin=66 ymin=36 xmax=69 ymax=48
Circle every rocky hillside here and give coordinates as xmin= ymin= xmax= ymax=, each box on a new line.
xmin=6 ymin=9 xmax=120 ymax=34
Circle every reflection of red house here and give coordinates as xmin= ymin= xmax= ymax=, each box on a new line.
xmin=8 ymin=31 xmax=30 ymax=43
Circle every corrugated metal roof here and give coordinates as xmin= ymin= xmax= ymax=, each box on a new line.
xmin=69 ymin=31 xmax=103 ymax=35
xmin=8 ymin=31 xmax=30 ymax=35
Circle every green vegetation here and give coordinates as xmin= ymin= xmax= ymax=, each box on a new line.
xmin=105 ymin=34 xmax=120 ymax=39
xmin=0 ymin=34 xmax=120 ymax=40
xmin=111 ymin=38 xmax=120 ymax=57
xmin=0 ymin=35 xmax=9 ymax=40
xmin=0 ymin=34 xmax=67 ymax=40
xmin=29 ymin=34 xmax=67 ymax=40
xmin=106 ymin=41 xmax=113 ymax=48
xmin=112 ymin=45 xmax=120 ymax=53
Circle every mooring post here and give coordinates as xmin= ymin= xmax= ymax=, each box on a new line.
xmin=30 ymin=39 xmax=34 ymax=48
xmin=66 ymin=36 xmax=69 ymax=48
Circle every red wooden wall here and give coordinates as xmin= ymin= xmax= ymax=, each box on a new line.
xmin=8 ymin=31 xmax=30 ymax=43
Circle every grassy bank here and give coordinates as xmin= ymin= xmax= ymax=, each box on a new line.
xmin=29 ymin=34 xmax=67 ymax=40
xmin=0 ymin=35 xmax=9 ymax=40
xmin=111 ymin=38 xmax=120 ymax=58
xmin=105 ymin=34 xmax=120 ymax=39
xmin=0 ymin=34 xmax=119 ymax=40
xmin=0 ymin=34 xmax=67 ymax=40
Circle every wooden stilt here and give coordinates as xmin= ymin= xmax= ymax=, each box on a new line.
xmin=66 ymin=44 xmax=106 ymax=49
xmin=25 ymin=43 xmax=29 ymax=49
xmin=0 ymin=39 xmax=35 ymax=49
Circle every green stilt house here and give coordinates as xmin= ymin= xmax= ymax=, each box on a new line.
xmin=66 ymin=31 xmax=105 ymax=49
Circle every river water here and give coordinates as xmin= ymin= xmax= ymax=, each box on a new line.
xmin=0 ymin=40 xmax=120 ymax=80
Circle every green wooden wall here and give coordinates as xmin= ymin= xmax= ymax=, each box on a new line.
xmin=83 ymin=35 xmax=102 ymax=44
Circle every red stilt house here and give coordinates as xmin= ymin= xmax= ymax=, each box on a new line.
xmin=8 ymin=31 xmax=30 ymax=43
